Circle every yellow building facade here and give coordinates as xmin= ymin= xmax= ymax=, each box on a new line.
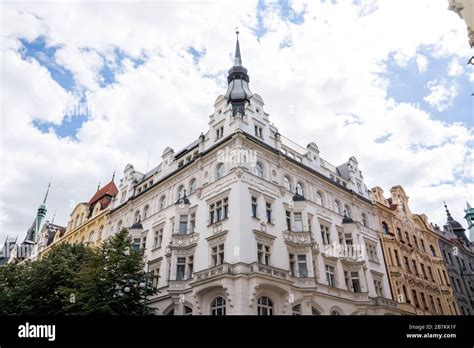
xmin=40 ymin=179 xmax=118 ymax=257
xmin=371 ymin=185 xmax=458 ymax=315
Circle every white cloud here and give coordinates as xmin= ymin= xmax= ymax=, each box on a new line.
xmin=423 ymin=79 xmax=458 ymax=112
xmin=448 ymin=57 xmax=464 ymax=76
xmin=0 ymin=0 xmax=472 ymax=244
xmin=416 ymin=54 xmax=428 ymax=73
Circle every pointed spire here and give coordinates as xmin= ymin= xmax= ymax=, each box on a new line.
xmin=97 ymin=181 xmax=101 ymax=192
xmin=42 ymin=182 xmax=51 ymax=204
xmin=444 ymin=201 xmax=453 ymax=221
xmin=112 ymin=171 xmax=115 ymax=182
xmin=234 ymin=27 xmax=242 ymax=66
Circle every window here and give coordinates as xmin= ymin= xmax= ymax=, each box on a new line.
xmin=366 ymin=243 xmax=378 ymax=262
xmin=141 ymin=236 xmax=147 ymax=250
xmin=176 ymin=257 xmax=186 ymax=280
xmin=316 ymin=191 xmax=323 ymax=206
xmin=296 ymin=182 xmax=304 ymax=196
xmin=294 ymin=212 xmax=303 ymax=232
xmin=321 ymin=225 xmax=331 ymax=245
xmin=412 ymin=289 xmax=420 ymax=308
xmin=420 ymin=292 xmax=428 ymax=310
xmin=412 ymin=235 xmax=418 ymax=249
xmin=117 ymin=220 xmax=123 ymax=233
xmin=429 ymin=245 xmax=436 ymax=257
xmin=344 ymin=232 xmax=353 ymax=245
xmin=412 ymin=259 xmax=419 ymax=276
xmin=381 ymin=222 xmax=389 ymax=235
xmin=351 ymin=271 xmax=361 ymax=292
xmin=159 ymin=196 xmax=166 ymax=210
xmin=255 ymin=162 xmax=264 ymax=178
xmin=394 ymin=250 xmax=400 ymax=266
xmin=312 ymin=307 xmax=321 ymax=315
xmin=212 ymin=244 xmax=225 ymax=266
xmin=134 ymin=210 xmax=141 ymax=223
xmin=216 ymin=126 xmax=224 ymax=139
xmin=216 ymin=163 xmax=224 ymax=179
xmin=257 ymin=243 xmax=271 ymax=265
xmin=326 ymin=265 xmax=335 ymax=287
xmin=187 ymin=256 xmax=193 ymax=279
xmin=143 ymin=205 xmax=150 ymax=220
xmin=404 ymin=231 xmax=410 ymax=245
xmin=88 ymin=231 xmax=95 ymax=243
xmin=330 ymin=310 xmax=340 ymax=316
xmin=404 ymin=256 xmax=411 ymax=273
xmin=396 ymin=228 xmax=403 ymax=241
xmin=334 ymin=200 xmax=341 ymax=214
xmin=429 ymin=295 xmax=437 ymax=313
xmin=257 ymin=297 xmax=273 ymax=315
xmin=154 ymin=227 xmax=163 ymax=249
xmin=98 ymin=225 xmax=103 ymax=241
xmin=209 ymin=198 xmax=229 ymax=224
xmin=251 ymin=196 xmax=258 ymax=218
xmin=298 ymin=255 xmax=308 ymax=277
xmin=420 ymin=263 xmax=427 ymax=279
xmin=292 ymin=304 xmax=301 ymax=315
xmin=211 ymin=297 xmax=226 ymax=315
xmin=437 ymin=298 xmax=443 ymax=314
xmin=361 ymin=213 xmax=369 ymax=227
xmin=283 ymin=176 xmax=291 ymax=191
xmin=344 ymin=205 xmax=351 ymax=218
xmin=132 ymin=238 xmax=141 ymax=251
xmin=427 ymin=266 xmax=434 ymax=282
xmin=254 ymin=125 xmax=263 ymax=138
xmin=266 ymin=202 xmax=272 ymax=223
xmin=189 ymin=179 xmax=196 ymax=194
xmin=374 ymin=279 xmax=383 ymax=296
xmin=289 ymin=253 xmax=296 ymax=276
xmin=189 ymin=212 xmax=196 ymax=233
xmin=184 ymin=306 xmax=193 ymax=315
xmin=420 ymin=239 xmax=426 ymax=252
xmin=286 ymin=210 xmax=292 ymax=231
xmin=403 ymin=285 xmax=409 ymax=303
xmin=178 ymin=215 xmax=188 ymax=235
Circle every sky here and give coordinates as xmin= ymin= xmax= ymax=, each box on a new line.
xmin=0 ymin=0 xmax=473 ymax=243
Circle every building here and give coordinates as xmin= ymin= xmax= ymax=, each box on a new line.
xmin=448 ymin=0 xmax=474 ymax=47
xmin=40 ymin=177 xmax=118 ymax=257
xmin=433 ymin=202 xmax=474 ymax=315
xmin=371 ymin=185 xmax=458 ymax=315
xmin=105 ymin=32 xmax=399 ymax=315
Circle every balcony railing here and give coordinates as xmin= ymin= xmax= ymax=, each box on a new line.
xmin=370 ymin=296 xmax=399 ymax=308
xmin=250 ymin=262 xmax=289 ymax=280
xmin=283 ymin=230 xmax=312 ymax=244
xmin=170 ymin=232 xmax=199 ymax=248
xmin=193 ymin=263 xmax=233 ymax=281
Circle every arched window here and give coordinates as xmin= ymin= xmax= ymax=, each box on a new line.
xmin=334 ymin=200 xmax=341 ymax=214
xmin=316 ymin=191 xmax=323 ymax=206
xmin=210 ymin=296 xmax=226 ymax=315
xmin=283 ymin=176 xmax=291 ymax=191
xmin=381 ymin=222 xmax=389 ymax=235
xmin=330 ymin=310 xmax=340 ymax=316
xmin=216 ymin=163 xmax=224 ymax=179
xmin=117 ymin=220 xmax=123 ymax=233
xmin=134 ymin=210 xmax=141 ymax=223
xmin=311 ymin=307 xmax=321 ymax=315
xmin=292 ymin=304 xmax=301 ymax=315
xmin=143 ymin=205 xmax=150 ymax=220
xmin=177 ymin=185 xmax=185 ymax=200
xmin=75 ymin=215 xmax=80 ymax=227
xmin=257 ymin=296 xmax=273 ymax=315
xmin=159 ymin=196 xmax=166 ymax=210
xmin=344 ymin=205 xmax=351 ymax=218
xmin=255 ymin=162 xmax=264 ymax=178
xmin=429 ymin=245 xmax=436 ymax=257
xmin=183 ymin=306 xmax=193 ymax=315
xmin=362 ymin=213 xmax=369 ymax=227
xmin=88 ymin=230 xmax=95 ymax=242
xmin=296 ymin=182 xmax=304 ymax=196
xmin=189 ymin=178 xmax=197 ymax=194
xmin=98 ymin=225 xmax=104 ymax=241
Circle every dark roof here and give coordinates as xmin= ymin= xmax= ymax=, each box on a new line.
xmin=89 ymin=181 xmax=118 ymax=206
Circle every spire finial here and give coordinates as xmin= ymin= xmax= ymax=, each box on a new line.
xmin=43 ymin=182 xmax=51 ymax=204
xmin=97 ymin=181 xmax=101 ymax=192
xmin=444 ymin=201 xmax=453 ymax=221
xmin=234 ymin=27 xmax=242 ymax=66
xmin=112 ymin=171 xmax=115 ymax=182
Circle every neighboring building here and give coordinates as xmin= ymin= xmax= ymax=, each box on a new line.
xmin=105 ymin=32 xmax=399 ymax=315
xmin=371 ymin=185 xmax=458 ymax=315
xmin=465 ymin=201 xmax=474 ymax=241
xmin=433 ymin=202 xmax=474 ymax=315
xmin=448 ymin=0 xmax=474 ymax=47
xmin=0 ymin=235 xmax=17 ymax=266
xmin=40 ymin=178 xmax=118 ymax=257
xmin=6 ymin=183 xmax=51 ymax=263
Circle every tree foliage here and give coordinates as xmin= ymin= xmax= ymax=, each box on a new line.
xmin=0 ymin=229 xmax=156 ymax=315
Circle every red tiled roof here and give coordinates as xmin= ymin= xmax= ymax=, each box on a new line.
xmin=88 ymin=181 xmax=118 ymax=205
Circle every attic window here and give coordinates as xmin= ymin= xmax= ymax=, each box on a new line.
xmin=178 ymin=161 xmax=184 ymax=168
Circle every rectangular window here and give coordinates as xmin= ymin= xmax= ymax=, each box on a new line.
xmin=251 ymin=196 xmax=258 ymax=218
xmin=420 ymin=263 xmax=427 ymax=279
xmin=154 ymin=227 xmax=164 ymax=249
xmin=437 ymin=298 xmax=444 ymax=314
xmin=176 ymin=257 xmax=186 ymax=281
xmin=429 ymin=295 xmax=437 ymax=313
xmin=286 ymin=210 xmax=291 ymax=231
xmin=216 ymin=126 xmax=224 ymax=139
xmin=351 ymin=271 xmax=361 ymax=293
xmin=404 ymin=256 xmax=411 ymax=273
xmin=413 ymin=235 xmax=418 ymax=249
xmin=394 ymin=250 xmax=400 ymax=266
xmin=427 ymin=266 xmax=434 ymax=282
xmin=141 ymin=236 xmax=147 ymax=250
xmin=412 ymin=260 xmax=419 ymax=276
xmin=412 ymin=289 xmax=420 ymax=308
xmin=210 ymin=198 xmax=229 ymax=224
xmin=420 ymin=292 xmax=428 ymax=310
xmin=344 ymin=233 xmax=353 ymax=245
xmin=374 ymin=279 xmax=383 ymax=297
xmin=321 ymin=225 xmax=331 ymax=245
xmin=187 ymin=256 xmax=194 ymax=279
xmin=397 ymin=228 xmax=403 ymax=242
xmin=289 ymin=253 xmax=296 ymax=276
xmin=420 ymin=239 xmax=426 ymax=252
xmin=212 ymin=244 xmax=225 ymax=266
xmin=294 ymin=212 xmax=303 ymax=232
xmin=297 ymin=255 xmax=308 ymax=277
xmin=254 ymin=125 xmax=263 ymax=138
xmin=257 ymin=243 xmax=271 ymax=265
xmin=344 ymin=270 xmax=350 ymax=290
xmin=189 ymin=212 xmax=196 ymax=233
xmin=266 ymin=202 xmax=272 ymax=223
xmin=133 ymin=238 xmax=141 ymax=251
xmin=325 ymin=265 xmax=335 ymax=287
xmin=405 ymin=231 xmax=410 ymax=245
xmin=179 ymin=215 xmax=188 ymax=234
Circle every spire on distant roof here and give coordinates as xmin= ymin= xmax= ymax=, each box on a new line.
xmin=444 ymin=201 xmax=453 ymax=221
xmin=42 ymin=182 xmax=51 ymax=205
xmin=234 ymin=27 xmax=242 ymax=66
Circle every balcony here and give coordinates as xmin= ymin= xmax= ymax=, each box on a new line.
xmin=283 ymin=230 xmax=312 ymax=245
xmin=370 ymin=296 xmax=399 ymax=309
xmin=192 ymin=263 xmax=233 ymax=282
xmin=168 ymin=279 xmax=192 ymax=292
xmin=250 ymin=262 xmax=289 ymax=280
xmin=170 ymin=232 xmax=199 ymax=248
